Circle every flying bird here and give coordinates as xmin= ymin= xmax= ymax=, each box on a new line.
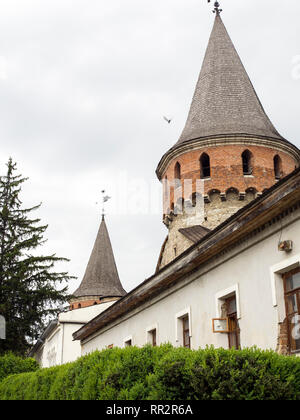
xmin=163 ymin=116 xmax=172 ymax=124
xmin=103 ymin=196 xmax=111 ymax=203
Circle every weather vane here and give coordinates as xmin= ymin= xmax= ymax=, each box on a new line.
xmin=207 ymin=0 xmax=222 ymax=15
xmin=96 ymin=190 xmax=111 ymax=220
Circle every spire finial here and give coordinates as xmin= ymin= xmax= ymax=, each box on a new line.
xmin=100 ymin=190 xmax=111 ymax=220
xmin=208 ymin=0 xmax=222 ymax=15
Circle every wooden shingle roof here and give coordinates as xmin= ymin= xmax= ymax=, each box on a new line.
xmin=177 ymin=15 xmax=284 ymax=146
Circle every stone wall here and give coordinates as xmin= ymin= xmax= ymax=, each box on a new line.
xmin=160 ymin=188 xmax=258 ymax=268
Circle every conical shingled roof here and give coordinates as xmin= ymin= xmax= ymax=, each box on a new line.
xmin=73 ymin=217 xmax=126 ymax=298
xmin=177 ymin=14 xmax=284 ymax=146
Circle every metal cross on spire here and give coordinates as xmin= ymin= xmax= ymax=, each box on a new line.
xmin=207 ymin=0 xmax=223 ymax=15
xmin=97 ymin=190 xmax=111 ymax=220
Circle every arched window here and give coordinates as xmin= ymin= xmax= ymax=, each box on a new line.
xmin=174 ymin=162 xmax=181 ymax=187
xmin=242 ymin=150 xmax=253 ymax=175
xmin=200 ymin=153 xmax=211 ymax=179
xmin=274 ymin=155 xmax=282 ymax=179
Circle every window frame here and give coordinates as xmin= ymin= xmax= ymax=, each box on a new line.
xmin=123 ymin=335 xmax=133 ymax=348
xmin=212 ymin=318 xmax=230 ymax=334
xmin=150 ymin=329 xmax=157 ymax=347
xmin=225 ymin=295 xmax=240 ymax=349
xmin=182 ymin=316 xmax=191 ymax=349
xmin=283 ymin=267 xmax=300 ymax=354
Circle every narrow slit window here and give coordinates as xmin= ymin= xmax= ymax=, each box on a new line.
xmin=242 ymin=150 xmax=253 ymax=175
xmin=174 ymin=162 xmax=181 ymax=188
xmin=200 ymin=153 xmax=211 ymax=179
xmin=274 ymin=155 xmax=282 ymax=180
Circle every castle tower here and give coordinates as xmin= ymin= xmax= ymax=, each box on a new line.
xmin=70 ymin=216 xmax=126 ymax=310
xmin=156 ymin=12 xmax=300 ymax=269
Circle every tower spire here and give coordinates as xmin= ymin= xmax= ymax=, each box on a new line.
xmin=72 ymin=217 xmax=126 ymax=302
xmin=176 ymin=12 xmax=284 ymax=146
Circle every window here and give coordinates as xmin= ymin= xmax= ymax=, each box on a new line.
xmin=182 ymin=316 xmax=190 ymax=349
xmin=174 ymin=162 xmax=181 ymax=188
xmin=274 ymin=155 xmax=282 ymax=180
xmin=149 ymin=329 xmax=157 ymax=347
xmin=124 ymin=339 xmax=132 ymax=347
xmin=225 ymin=296 xmax=240 ymax=349
xmin=200 ymin=153 xmax=211 ymax=179
xmin=242 ymin=150 xmax=253 ymax=175
xmin=283 ymin=268 xmax=300 ymax=353
xmin=164 ymin=176 xmax=169 ymax=198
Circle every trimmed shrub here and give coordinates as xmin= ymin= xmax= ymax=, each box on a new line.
xmin=0 ymin=353 xmax=39 ymax=384
xmin=0 ymin=345 xmax=299 ymax=400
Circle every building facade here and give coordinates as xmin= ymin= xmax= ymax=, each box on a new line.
xmin=74 ymin=170 xmax=300 ymax=356
xmin=32 ymin=9 xmax=300 ymax=364
xmin=73 ymin=12 xmax=300 ymax=357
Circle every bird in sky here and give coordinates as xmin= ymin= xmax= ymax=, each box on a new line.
xmin=163 ymin=116 xmax=172 ymax=124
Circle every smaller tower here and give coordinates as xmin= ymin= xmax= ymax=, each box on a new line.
xmin=70 ymin=215 xmax=126 ymax=310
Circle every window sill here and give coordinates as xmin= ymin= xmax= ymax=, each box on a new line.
xmin=243 ymin=174 xmax=254 ymax=178
xmin=201 ymin=177 xmax=211 ymax=181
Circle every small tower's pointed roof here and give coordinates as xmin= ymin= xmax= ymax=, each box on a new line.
xmin=73 ymin=216 xmax=126 ymax=298
xmin=177 ymin=14 xmax=284 ymax=145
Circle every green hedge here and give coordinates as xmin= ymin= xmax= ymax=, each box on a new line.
xmin=0 ymin=353 xmax=39 ymax=384
xmin=0 ymin=345 xmax=299 ymax=400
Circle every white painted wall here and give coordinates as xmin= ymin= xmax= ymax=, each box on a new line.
xmin=34 ymin=301 xmax=116 ymax=367
xmin=81 ymin=211 xmax=300 ymax=355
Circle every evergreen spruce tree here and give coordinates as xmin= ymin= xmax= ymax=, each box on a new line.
xmin=0 ymin=159 xmax=74 ymax=355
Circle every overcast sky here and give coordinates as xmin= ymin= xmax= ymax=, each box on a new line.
xmin=1 ymin=0 xmax=299 ymax=294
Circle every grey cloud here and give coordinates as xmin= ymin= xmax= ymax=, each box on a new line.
xmin=0 ymin=0 xmax=299 ymax=293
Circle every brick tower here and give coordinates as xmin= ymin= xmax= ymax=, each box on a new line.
xmin=156 ymin=12 xmax=300 ymax=269
xmin=70 ymin=216 xmax=126 ymax=310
